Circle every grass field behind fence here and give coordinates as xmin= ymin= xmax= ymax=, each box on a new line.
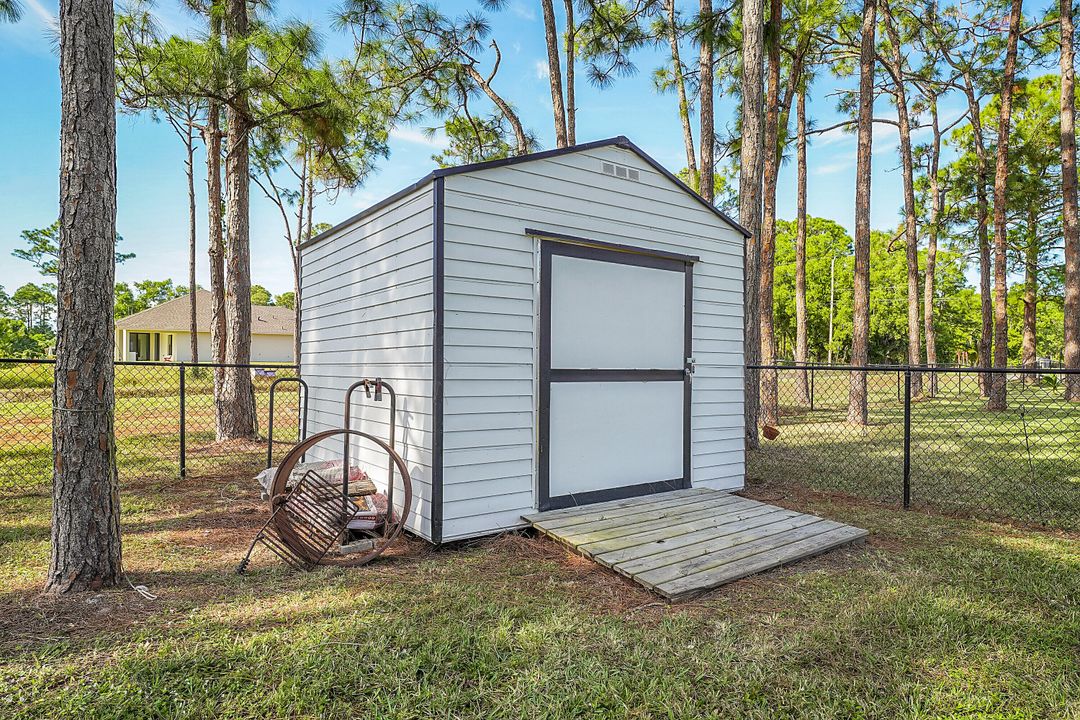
xmin=747 ymin=368 xmax=1080 ymax=529
xmin=0 ymin=362 xmax=301 ymax=493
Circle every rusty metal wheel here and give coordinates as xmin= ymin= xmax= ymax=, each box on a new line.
xmin=268 ymin=428 xmax=412 ymax=568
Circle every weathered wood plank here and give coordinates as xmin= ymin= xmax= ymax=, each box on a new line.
xmin=534 ymin=492 xmax=746 ymax=539
xmin=654 ymin=526 xmax=869 ymax=599
xmin=633 ymin=518 xmax=844 ymax=589
xmin=616 ymin=513 xmax=832 ymax=578
xmin=580 ymin=501 xmax=784 ymax=559
xmin=589 ymin=506 xmax=800 ymax=568
xmin=522 ymin=488 xmax=868 ymax=600
xmin=521 ymin=487 xmax=706 ymax=524
xmin=542 ymin=494 xmax=748 ymax=547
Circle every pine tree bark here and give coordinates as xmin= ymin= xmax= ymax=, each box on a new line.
xmin=849 ymin=0 xmax=876 ymax=426
xmin=668 ymin=0 xmax=697 ymax=187
xmin=699 ymin=0 xmax=716 ymax=203
xmin=220 ymin=0 xmax=255 ymax=438
xmin=988 ymin=0 xmax=1022 ymax=411
xmin=204 ymin=4 xmax=228 ymax=437
xmin=924 ymin=95 xmax=941 ymax=395
xmin=47 ymin=0 xmax=123 ymax=594
xmin=883 ymin=3 xmax=921 ymax=396
xmin=563 ymin=0 xmax=576 ymax=146
xmin=961 ymin=75 xmax=992 ymax=395
xmin=185 ymin=122 xmax=198 ymax=364
xmin=794 ymin=87 xmax=810 ymax=403
xmin=541 ymin=0 xmax=568 ymax=147
xmin=1062 ymin=0 xmax=1080 ymax=401
xmin=739 ymin=0 xmax=765 ymax=447
xmin=1022 ymin=215 xmax=1038 ymax=379
xmin=758 ymin=0 xmax=782 ymax=427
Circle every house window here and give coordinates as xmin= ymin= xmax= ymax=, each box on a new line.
xmin=127 ymin=332 xmax=151 ymax=361
xmin=167 ymin=334 xmax=173 ymax=357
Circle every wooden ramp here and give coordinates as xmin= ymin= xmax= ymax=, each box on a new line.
xmin=523 ymin=488 xmax=868 ymax=600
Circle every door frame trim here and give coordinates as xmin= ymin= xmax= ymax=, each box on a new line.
xmin=537 ymin=236 xmax=694 ymax=512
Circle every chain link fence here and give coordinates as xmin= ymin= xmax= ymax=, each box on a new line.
xmin=747 ymin=364 xmax=1080 ymax=529
xmin=0 ymin=359 xmax=303 ymax=496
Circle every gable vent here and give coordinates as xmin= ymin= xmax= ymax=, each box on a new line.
xmin=601 ymin=161 xmax=640 ymax=182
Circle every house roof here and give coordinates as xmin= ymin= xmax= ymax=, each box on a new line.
xmin=115 ymin=289 xmax=294 ymax=335
xmin=299 ymin=136 xmax=751 ymax=252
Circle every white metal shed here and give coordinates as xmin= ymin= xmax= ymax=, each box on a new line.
xmin=298 ymin=136 xmax=749 ymax=544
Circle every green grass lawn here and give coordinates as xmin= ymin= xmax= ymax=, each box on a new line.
xmin=0 ymin=476 xmax=1077 ymax=719
xmin=0 ymin=363 xmax=301 ymax=493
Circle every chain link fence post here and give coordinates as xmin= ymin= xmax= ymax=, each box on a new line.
xmin=903 ymin=368 xmax=912 ymax=509
xmin=179 ymin=363 xmax=186 ymax=478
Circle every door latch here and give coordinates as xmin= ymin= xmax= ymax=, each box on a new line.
xmin=685 ymin=357 xmax=696 ymax=377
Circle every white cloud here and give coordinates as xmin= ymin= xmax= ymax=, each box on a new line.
xmin=509 ymin=2 xmax=537 ymax=21
xmin=534 ymin=59 xmax=550 ymax=80
xmin=389 ymin=127 xmax=448 ymax=150
xmin=812 ymin=151 xmax=856 ymax=176
xmin=25 ymin=0 xmax=58 ymax=30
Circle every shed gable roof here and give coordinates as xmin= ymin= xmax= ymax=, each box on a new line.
xmin=300 ymin=136 xmax=750 ymax=252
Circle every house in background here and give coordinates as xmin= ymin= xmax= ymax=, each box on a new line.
xmin=114 ymin=289 xmax=295 ymax=363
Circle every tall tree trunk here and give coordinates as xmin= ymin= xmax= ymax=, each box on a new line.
xmin=988 ymin=0 xmax=1022 ymax=411
xmin=924 ymin=95 xmax=941 ymax=395
xmin=205 ymin=3 xmax=228 ymax=438
xmin=1062 ymin=0 xmax=1080 ymax=400
xmin=962 ymin=75 xmax=992 ymax=395
xmin=794 ymin=87 xmax=810 ymax=403
xmin=563 ymin=0 xmax=576 ymax=146
xmin=848 ymin=0 xmax=876 ymax=426
xmin=220 ymin=0 xmax=255 ymax=438
xmin=541 ymin=0 xmax=568 ymax=147
xmin=883 ymin=3 xmax=921 ymax=396
xmin=185 ymin=122 xmax=199 ymax=364
xmin=699 ymin=0 xmax=716 ymax=202
xmin=47 ymin=0 xmax=122 ymax=594
xmin=739 ymin=0 xmax=765 ymax=447
xmin=668 ymin=0 xmax=697 ymax=187
xmin=758 ymin=0 xmax=782 ymax=427
xmin=1022 ymin=214 xmax=1038 ymax=380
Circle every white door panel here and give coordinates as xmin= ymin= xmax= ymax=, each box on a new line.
xmin=539 ymin=239 xmax=692 ymax=510
xmin=550 ymin=254 xmax=685 ymax=370
xmin=548 ymin=381 xmax=684 ymax=497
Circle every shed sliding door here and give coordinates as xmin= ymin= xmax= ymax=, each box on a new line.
xmin=538 ymin=240 xmax=692 ymax=511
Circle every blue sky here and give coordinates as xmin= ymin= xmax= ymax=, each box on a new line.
xmin=0 ymin=0 xmax=953 ymax=297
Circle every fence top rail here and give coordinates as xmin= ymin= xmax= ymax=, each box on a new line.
xmin=0 ymin=358 xmax=300 ymax=370
xmin=747 ymin=363 xmax=1080 ymax=375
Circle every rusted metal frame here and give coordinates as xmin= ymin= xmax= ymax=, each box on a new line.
xmin=269 ymin=428 xmax=413 ymax=568
xmin=237 ymin=467 xmax=358 ymax=573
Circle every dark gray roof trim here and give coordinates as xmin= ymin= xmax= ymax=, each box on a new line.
xmin=299 ymin=135 xmax=751 ymax=252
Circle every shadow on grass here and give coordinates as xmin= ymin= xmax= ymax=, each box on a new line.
xmin=6 ymin=520 xmax=1077 ymax=719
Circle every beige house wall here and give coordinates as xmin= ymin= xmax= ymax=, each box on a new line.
xmin=113 ymin=328 xmax=294 ymax=363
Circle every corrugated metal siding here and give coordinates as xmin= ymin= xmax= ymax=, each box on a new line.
xmin=299 ymin=184 xmax=436 ymax=540
xmin=439 ymin=145 xmax=745 ymax=541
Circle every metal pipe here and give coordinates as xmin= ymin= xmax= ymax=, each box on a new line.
xmin=903 ymin=369 xmax=912 ymax=509
xmin=343 ymin=378 xmax=398 ymax=535
xmin=268 ymin=377 xmax=309 ymax=470
xmin=179 ymin=363 xmax=186 ymax=478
